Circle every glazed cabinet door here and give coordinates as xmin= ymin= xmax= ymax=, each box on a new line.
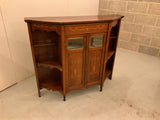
xmin=85 ymin=33 xmax=106 ymax=87
xmin=65 ymin=35 xmax=86 ymax=92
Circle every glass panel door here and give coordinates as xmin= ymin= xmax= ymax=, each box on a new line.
xmin=86 ymin=34 xmax=106 ymax=87
xmin=66 ymin=35 xmax=86 ymax=91
xmin=68 ymin=37 xmax=84 ymax=50
xmin=89 ymin=35 xmax=104 ymax=48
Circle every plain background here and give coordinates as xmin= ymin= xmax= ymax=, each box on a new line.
xmin=0 ymin=0 xmax=99 ymax=91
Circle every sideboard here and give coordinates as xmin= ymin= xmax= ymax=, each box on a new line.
xmin=25 ymin=15 xmax=124 ymax=101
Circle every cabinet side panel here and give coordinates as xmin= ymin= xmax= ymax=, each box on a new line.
xmin=108 ymin=19 xmax=122 ymax=80
xmin=27 ymin=23 xmax=41 ymax=97
xmin=102 ymin=19 xmax=122 ymax=86
xmin=102 ymin=24 xmax=111 ymax=83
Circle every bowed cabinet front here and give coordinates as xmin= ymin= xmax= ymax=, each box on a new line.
xmin=65 ymin=33 xmax=106 ymax=93
xmin=25 ymin=15 xmax=124 ymax=101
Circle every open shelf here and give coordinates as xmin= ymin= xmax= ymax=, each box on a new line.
xmin=32 ymin=30 xmax=58 ymax=45
xmin=105 ymin=54 xmax=114 ymax=78
xmin=37 ymin=61 xmax=62 ymax=71
xmin=107 ymin=51 xmax=115 ymax=60
xmin=38 ymin=67 xmax=63 ymax=92
xmin=32 ymin=29 xmax=62 ymax=70
xmin=32 ymin=30 xmax=63 ymax=92
xmin=105 ymin=69 xmax=112 ymax=78
xmin=110 ymin=36 xmax=117 ymax=39
xmin=40 ymin=79 xmax=62 ymax=91
xmin=107 ymin=37 xmax=117 ymax=54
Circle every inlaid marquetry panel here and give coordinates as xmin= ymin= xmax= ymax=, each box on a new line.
xmin=64 ymin=23 xmax=108 ymax=35
xmin=86 ymin=48 xmax=102 ymax=87
xmin=66 ymin=51 xmax=84 ymax=91
xmin=31 ymin=23 xmax=61 ymax=35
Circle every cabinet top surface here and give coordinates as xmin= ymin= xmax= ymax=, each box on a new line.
xmin=24 ymin=15 xmax=124 ymax=24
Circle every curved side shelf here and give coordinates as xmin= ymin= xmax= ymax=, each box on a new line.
xmin=33 ymin=43 xmax=56 ymax=47
xmin=37 ymin=61 xmax=62 ymax=71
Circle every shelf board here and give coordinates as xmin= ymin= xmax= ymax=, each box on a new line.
xmin=37 ymin=61 xmax=62 ymax=71
xmin=107 ymin=51 xmax=115 ymax=60
xmin=110 ymin=36 xmax=117 ymax=39
xmin=40 ymin=80 xmax=62 ymax=91
xmin=105 ymin=69 xmax=112 ymax=78
xmin=33 ymin=43 xmax=56 ymax=47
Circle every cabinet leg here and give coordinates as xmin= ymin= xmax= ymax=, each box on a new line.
xmin=108 ymin=73 xmax=112 ymax=80
xmin=38 ymin=90 xmax=41 ymax=97
xmin=100 ymin=85 xmax=102 ymax=92
xmin=63 ymin=96 xmax=66 ymax=101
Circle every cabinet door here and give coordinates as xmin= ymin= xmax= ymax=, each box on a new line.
xmin=85 ymin=33 xmax=106 ymax=87
xmin=65 ymin=35 xmax=86 ymax=91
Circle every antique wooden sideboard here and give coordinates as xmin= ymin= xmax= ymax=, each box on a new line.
xmin=25 ymin=15 xmax=124 ymax=101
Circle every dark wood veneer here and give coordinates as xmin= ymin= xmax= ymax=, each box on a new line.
xmin=25 ymin=15 xmax=123 ymax=101
xmin=25 ymin=15 xmax=123 ymax=24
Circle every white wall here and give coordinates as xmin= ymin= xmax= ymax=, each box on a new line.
xmin=0 ymin=8 xmax=17 ymax=91
xmin=0 ymin=0 xmax=99 ymax=91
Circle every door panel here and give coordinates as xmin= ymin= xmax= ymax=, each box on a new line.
xmin=65 ymin=36 xmax=85 ymax=91
xmin=68 ymin=51 xmax=83 ymax=89
xmin=86 ymin=48 xmax=102 ymax=86
xmin=68 ymin=37 xmax=84 ymax=49
xmin=86 ymin=34 xmax=106 ymax=87
xmin=89 ymin=35 xmax=104 ymax=47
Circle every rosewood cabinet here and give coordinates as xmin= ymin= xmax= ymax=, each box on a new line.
xmin=25 ymin=15 xmax=124 ymax=101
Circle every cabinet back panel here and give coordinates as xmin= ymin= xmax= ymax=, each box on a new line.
xmin=108 ymin=38 xmax=117 ymax=52
xmin=34 ymin=46 xmax=57 ymax=62
xmin=32 ymin=31 xmax=58 ymax=45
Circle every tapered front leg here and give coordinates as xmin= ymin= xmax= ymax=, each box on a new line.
xmin=63 ymin=96 xmax=66 ymax=101
xmin=38 ymin=90 xmax=41 ymax=97
xmin=100 ymin=85 xmax=103 ymax=92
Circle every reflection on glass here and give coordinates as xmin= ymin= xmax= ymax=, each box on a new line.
xmin=89 ymin=35 xmax=104 ymax=47
xmin=68 ymin=37 xmax=84 ymax=49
